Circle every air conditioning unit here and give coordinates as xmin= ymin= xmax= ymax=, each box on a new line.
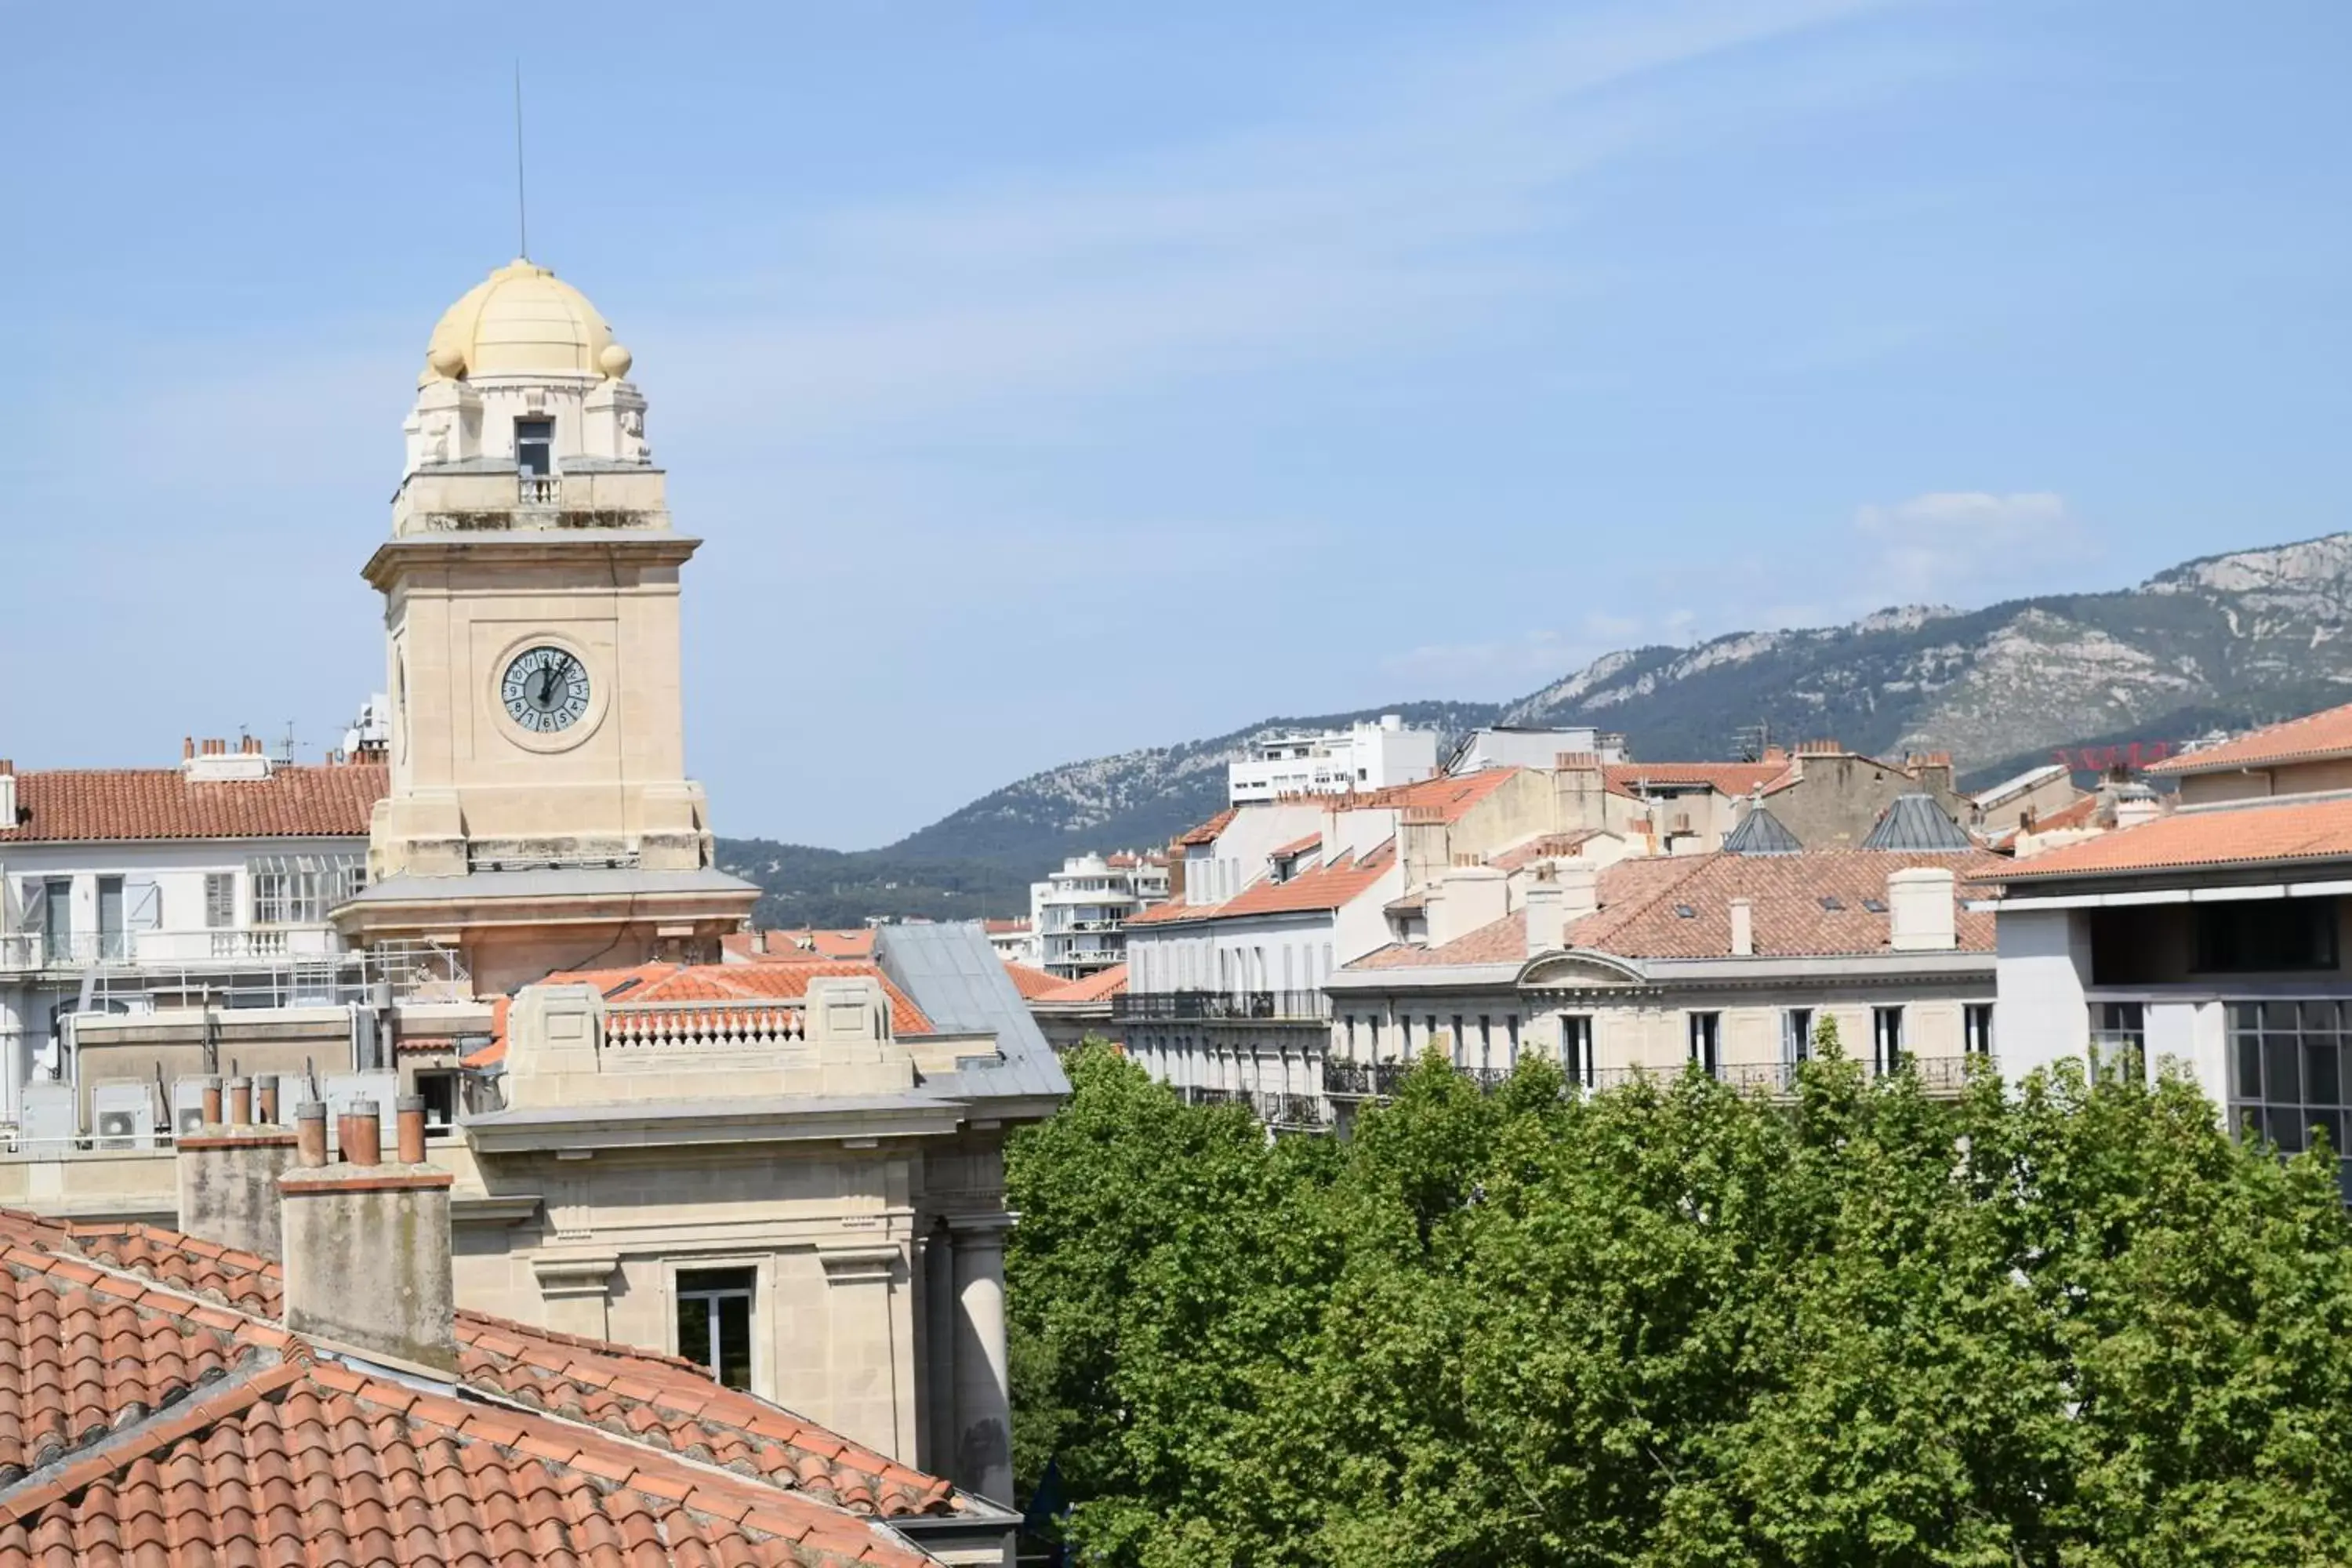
xmin=171 ymin=1076 xmax=213 ymax=1136
xmin=91 ymin=1081 xmax=160 ymax=1152
xmin=18 ymin=1083 xmax=76 ymax=1149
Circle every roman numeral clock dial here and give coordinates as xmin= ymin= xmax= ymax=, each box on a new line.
xmin=500 ymin=646 xmax=591 ymax=735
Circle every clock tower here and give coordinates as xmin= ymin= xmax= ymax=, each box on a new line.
xmin=333 ymin=260 xmax=757 ymax=993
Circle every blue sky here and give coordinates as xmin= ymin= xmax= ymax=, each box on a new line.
xmin=3 ymin=1 xmax=2348 ymax=847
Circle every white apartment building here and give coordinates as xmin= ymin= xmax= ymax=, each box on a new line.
xmin=1987 ymin=700 xmax=2352 ymax=1199
xmin=1227 ymin=715 xmax=1438 ymax=804
xmin=1029 ymin=850 xmax=1170 ymax=980
xmin=0 ymin=741 xmax=390 ymax=1123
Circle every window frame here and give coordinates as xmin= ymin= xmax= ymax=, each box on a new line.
xmin=671 ymin=1260 xmax=761 ymax=1392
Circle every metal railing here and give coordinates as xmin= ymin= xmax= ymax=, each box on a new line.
xmin=1185 ymin=1087 xmax=1249 ymax=1108
xmin=0 ymin=926 xmax=344 ymax=971
xmin=1114 ymin=989 xmax=1333 ymax=1023
xmin=1256 ymin=1091 xmax=1330 ymax=1127
xmin=1322 ymin=1060 xmax=1415 ymax=1098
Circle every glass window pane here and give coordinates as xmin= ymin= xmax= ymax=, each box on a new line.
xmin=2270 ymin=1106 xmax=2307 ymax=1152
xmin=2305 ymin=1001 xmax=2342 ymax=1033
xmin=2308 ymin=1043 xmax=2343 ymax=1109
xmin=2265 ymin=1001 xmax=2300 ymax=1033
xmin=2230 ymin=1002 xmax=2263 ymax=1033
xmin=2308 ymin=1110 xmax=2344 ymax=1156
xmin=2267 ymin=1038 xmax=2302 ymax=1105
xmin=2238 ymin=1035 xmax=2265 ymax=1100
xmin=716 ymin=1294 xmax=753 ymax=1390
xmin=677 ymin=1298 xmax=712 ymax=1369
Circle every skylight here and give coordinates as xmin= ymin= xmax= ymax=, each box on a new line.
xmin=1819 ymin=895 xmax=1845 ymax=912
xmin=1674 ymin=904 xmax=1697 ymax=919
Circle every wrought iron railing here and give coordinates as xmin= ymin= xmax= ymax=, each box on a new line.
xmin=1114 ymin=989 xmax=1333 ymax=1023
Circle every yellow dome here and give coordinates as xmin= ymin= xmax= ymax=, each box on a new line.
xmin=418 ymin=260 xmax=630 ymax=383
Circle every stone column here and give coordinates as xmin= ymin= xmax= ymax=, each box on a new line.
xmin=924 ymin=1222 xmax=957 ymax=1479
xmin=949 ymin=1217 xmax=1014 ymax=1506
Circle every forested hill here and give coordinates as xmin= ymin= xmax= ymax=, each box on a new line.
xmin=718 ymin=532 xmax=2352 ymax=927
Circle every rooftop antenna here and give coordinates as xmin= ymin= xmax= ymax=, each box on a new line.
xmin=513 ymin=61 xmax=529 ymax=261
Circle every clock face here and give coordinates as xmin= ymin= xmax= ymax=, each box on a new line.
xmin=500 ymin=646 xmax=591 ymax=734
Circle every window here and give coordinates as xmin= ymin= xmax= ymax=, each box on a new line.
xmin=97 ymin=877 xmax=124 ymax=962
xmin=514 ymin=416 xmax=555 ymax=477
xmin=676 ymin=1267 xmax=756 ymax=1390
xmin=2229 ymin=1000 xmax=2352 ymax=1200
xmin=413 ymin=1070 xmax=458 ymax=1134
xmin=1451 ymin=1014 xmax=1466 ymax=1067
xmin=1688 ymin=1011 xmax=1722 ymax=1077
xmin=2089 ymin=1000 xmax=2145 ymax=1083
xmin=1872 ymin=1006 xmax=1906 ymax=1075
xmin=42 ymin=879 xmax=71 ymax=944
xmin=1964 ymin=1004 xmax=1994 ymax=1058
xmin=204 ymin=873 xmax=236 ymax=931
xmin=2195 ymin=900 xmax=2338 ymax=973
xmin=1783 ymin=1008 xmax=1813 ymax=1066
xmin=251 ymin=871 xmax=291 ymax=926
xmin=1478 ymin=1015 xmax=1493 ymax=1069
xmin=1506 ymin=1015 xmax=1519 ymax=1066
xmin=1561 ymin=1014 xmax=1594 ymax=1088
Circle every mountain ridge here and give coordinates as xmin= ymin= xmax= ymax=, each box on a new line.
xmin=718 ymin=530 xmax=2352 ymax=927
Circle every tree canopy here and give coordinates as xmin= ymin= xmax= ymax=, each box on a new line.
xmin=1005 ymin=1040 xmax=2352 ymax=1566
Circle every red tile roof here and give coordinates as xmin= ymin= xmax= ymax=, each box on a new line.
xmin=1000 ymin=962 xmax=1066 ymax=1000
xmin=2147 ymin=702 xmax=2352 ymax=776
xmin=462 ymin=962 xmax=932 ymax=1067
xmin=1484 ymin=830 xmax=1606 ymax=871
xmin=981 ymin=918 xmax=1030 ymax=935
xmin=0 ymin=764 xmax=385 ymax=844
xmin=1603 ymin=761 xmax=1791 ymax=801
xmin=0 ymin=1210 xmax=961 ymax=1565
xmin=1349 ymin=849 xmax=1998 ymax=967
xmin=1175 ymin=809 xmax=1239 ymax=847
xmin=1272 ymin=832 xmax=1323 ymax=858
xmin=1341 ymin=769 xmax=1520 ymax=822
xmin=724 ymin=929 xmax=878 ymax=961
xmin=1035 ymin=964 xmax=1128 ymax=1005
xmin=1985 ymin=793 xmax=2352 ymax=883
xmin=1201 ymin=841 xmax=1399 ymax=920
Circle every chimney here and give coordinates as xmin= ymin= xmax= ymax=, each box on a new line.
xmin=1557 ymin=860 xmax=1601 ymax=929
xmin=1553 ymin=752 xmax=1605 ymax=832
xmin=1728 ymin=898 xmax=1754 ymax=957
xmin=1886 ymin=867 xmax=1958 ymax=952
xmin=1425 ymin=866 xmax=1507 ymax=948
xmin=278 ymin=1097 xmax=456 ymax=1370
xmin=2113 ymin=785 xmax=2163 ymax=831
xmin=1522 ymin=875 xmax=1566 ymax=953
xmin=176 ymin=1073 xmax=300 ymax=1259
xmin=0 ymin=760 xmax=15 ymax=827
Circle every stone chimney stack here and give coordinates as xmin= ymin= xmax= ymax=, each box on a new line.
xmin=1522 ymin=873 xmax=1566 ymax=954
xmin=278 ymin=1097 xmax=456 ymax=1371
xmin=2113 ymin=783 xmax=2163 ymax=831
xmin=176 ymin=1073 xmax=300 ymax=1259
xmin=1728 ymin=898 xmax=1755 ymax=957
xmin=1557 ymin=860 xmax=1600 ymax=930
xmin=1425 ymin=866 xmax=1507 ymax=948
xmin=1554 ymin=753 xmax=1605 ymax=832
xmin=1886 ymin=867 xmax=1958 ymax=952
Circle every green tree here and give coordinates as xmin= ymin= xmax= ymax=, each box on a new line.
xmin=1006 ymin=1044 xmax=2352 ymax=1566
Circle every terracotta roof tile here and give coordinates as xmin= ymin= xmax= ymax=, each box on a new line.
xmin=0 ymin=764 xmax=384 ymax=844
xmin=460 ymin=961 xmax=932 ymax=1069
xmin=1483 ymin=831 xmax=1604 ymax=871
xmin=1334 ymin=769 xmax=1520 ymax=822
xmin=0 ymin=1212 xmax=963 ymax=1564
xmin=1985 ymin=793 xmax=2352 ymax=883
xmin=1175 ymin=808 xmax=1240 ymax=847
xmin=1271 ymin=833 xmax=1323 ymax=858
xmin=1348 ymin=849 xmax=1998 ymax=967
xmin=2148 ymin=702 xmax=2352 ymax=776
xmin=1034 ymin=964 xmax=1128 ymax=1005
xmin=1602 ymin=761 xmax=1791 ymax=801
xmin=999 ymin=962 xmax=1067 ymax=1001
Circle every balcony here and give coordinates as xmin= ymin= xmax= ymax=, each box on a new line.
xmin=0 ymin=927 xmax=344 ymax=972
xmin=1113 ymin=989 xmax=1333 ymax=1024
xmin=1254 ymin=1091 xmax=1330 ymax=1128
xmin=1322 ymin=1060 xmax=1414 ymax=1098
xmin=518 ymin=474 xmax=561 ymax=505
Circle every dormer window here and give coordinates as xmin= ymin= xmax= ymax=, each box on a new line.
xmin=515 ymin=417 xmax=554 ymax=477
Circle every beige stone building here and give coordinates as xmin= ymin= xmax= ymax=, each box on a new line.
xmin=0 ymin=260 xmax=1065 ymax=1558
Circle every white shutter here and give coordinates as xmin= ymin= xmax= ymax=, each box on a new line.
xmin=16 ymin=880 xmax=44 ymax=935
xmin=125 ymin=878 xmax=162 ymax=931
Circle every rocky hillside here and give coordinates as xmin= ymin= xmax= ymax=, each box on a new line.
xmin=1502 ymin=532 xmax=2352 ymax=785
xmin=718 ymin=532 xmax=2352 ymax=926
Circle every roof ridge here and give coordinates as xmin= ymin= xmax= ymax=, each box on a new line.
xmin=0 ymin=1356 xmax=311 ymax=1522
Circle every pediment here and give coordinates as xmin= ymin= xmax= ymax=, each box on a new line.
xmin=1518 ymin=949 xmax=1645 ymax=988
